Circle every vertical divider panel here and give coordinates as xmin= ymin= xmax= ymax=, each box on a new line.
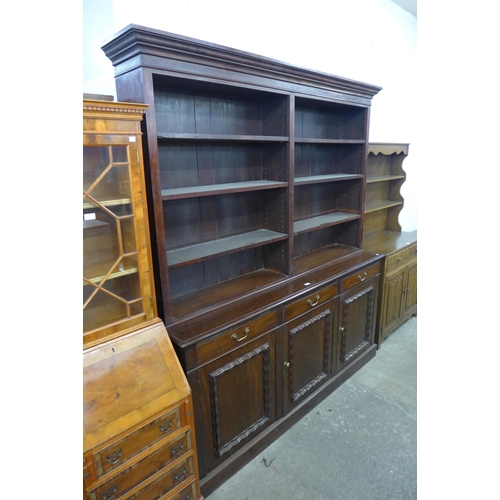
xmin=287 ymin=95 xmax=295 ymax=275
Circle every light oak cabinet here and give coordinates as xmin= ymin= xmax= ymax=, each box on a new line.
xmin=83 ymin=320 xmax=203 ymax=500
xmin=83 ymin=99 xmax=203 ymax=500
xmin=362 ymin=143 xmax=417 ymax=345
xmin=102 ymin=25 xmax=383 ymax=496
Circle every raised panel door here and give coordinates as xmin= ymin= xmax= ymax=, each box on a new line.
xmin=403 ymin=261 xmax=417 ymax=316
xmin=197 ymin=332 xmax=277 ymax=474
xmin=282 ymin=301 xmax=336 ymax=415
xmin=381 ymin=266 xmax=406 ymax=338
xmin=336 ymin=277 xmax=378 ymax=372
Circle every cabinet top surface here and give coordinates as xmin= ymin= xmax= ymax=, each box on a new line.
xmin=83 ymin=319 xmax=190 ymax=452
xmin=102 ymin=24 xmax=382 ymax=101
xmin=362 ymin=230 xmax=417 ymax=255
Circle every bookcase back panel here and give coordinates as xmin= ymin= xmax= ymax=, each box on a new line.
xmin=294 ymin=144 xmax=364 ymax=177
xmin=295 ymin=99 xmax=366 ymax=140
xmin=158 ymin=142 xmax=287 ymax=189
xmin=154 ymin=81 xmax=288 ymax=137
xmin=293 ymin=221 xmax=359 ymax=258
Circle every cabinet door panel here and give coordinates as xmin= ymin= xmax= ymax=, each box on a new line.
xmin=336 ymin=277 xmax=378 ymax=372
xmin=382 ymin=267 xmax=406 ymax=332
xmin=197 ymin=332 xmax=276 ymax=473
xmin=404 ymin=261 xmax=417 ymax=313
xmin=282 ymin=301 xmax=335 ymax=414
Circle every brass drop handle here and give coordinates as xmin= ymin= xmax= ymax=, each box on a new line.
xmin=174 ymin=467 xmax=187 ymax=483
xmin=397 ymin=257 xmax=403 ymax=262
xmin=105 ymin=448 xmax=123 ymax=465
xmin=357 ymin=271 xmax=367 ymax=282
xmin=284 ymin=361 xmax=291 ymax=368
xmin=307 ymin=295 xmax=320 ymax=307
xmin=171 ymin=442 xmax=184 ymax=457
xmin=101 ymin=485 xmax=118 ymax=500
xmin=339 ymin=326 xmax=345 ymax=333
xmin=159 ymin=419 xmax=173 ymax=433
xmin=231 ymin=327 xmax=250 ymax=342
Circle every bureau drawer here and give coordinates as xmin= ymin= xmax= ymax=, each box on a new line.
xmin=385 ymin=243 xmax=417 ymax=272
xmin=88 ymin=430 xmax=192 ymax=500
xmin=341 ymin=263 xmax=380 ymax=292
xmin=126 ymin=456 xmax=195 ymax=500
xmin=167 ymin=480 xmax=199 ymax=500
xmin=196 ymin=310 xmax=277 ymax=365
xmin=93 ymin=408 xmax=182 ymax=478
xmin=284 ymin=283 xmax=338 ymax=322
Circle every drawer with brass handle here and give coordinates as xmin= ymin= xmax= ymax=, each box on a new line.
xmin=340 ymin=263 xmax=380 ymax=292
xmin=196 ymin=310 xmax=277 ymax=365
xmin=88 ymin=430 xmax=192 ymax=500
xmin=92 ymin=407 xmax=182 ymax=478
xmin=284 ymin=283 xmax=338 ymax=322
xmin=124 ymin=456 xmax=195 ymax=500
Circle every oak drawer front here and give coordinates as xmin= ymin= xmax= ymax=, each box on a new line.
xmin=341 ymin=263 xmax=379 ymax=292
xmin=88 ymin=430 xmax=192 ymax=500
xmin=197 ymin=310 xmax=277 ymax=365
xmin=284 ymin=284 xmax=338 ymax=322
xmin=166 ymin=480 xmax=198 ymax=500
xmin=385 ymin=244 xmax=417 ymax=272
xmin=126 ymin=456 xmax=195 ymax=500
xmin=94 ymin=408 xmax=182 ymax=478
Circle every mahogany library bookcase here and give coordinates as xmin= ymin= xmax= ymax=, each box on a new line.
xmin=103 ymin=25 xmax=384 ymax=496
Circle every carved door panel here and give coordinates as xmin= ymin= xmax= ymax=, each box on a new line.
xmin=403 ymin=261 xmax=417 ymax=315
xmin=282 ymin=301 xmax=336 ymax=415
xmin=197 ymin=331 xmax=277 ymax=474
xmin=381 ymin=266 xmax=406 ymax=337
xmin=336 ymin=277 xmax=378 ymax=373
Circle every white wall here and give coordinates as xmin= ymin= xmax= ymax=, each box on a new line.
xmin=83 ymin=0 xmax=417 ymax=231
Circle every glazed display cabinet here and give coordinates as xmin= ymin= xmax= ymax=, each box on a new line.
xmin=362 ymin=143 xmax=417 ymax=345
xmin=83 ymin=99 xmax=156 ymax=347
xmin=102 ymin=25 xmax=383 ymax=496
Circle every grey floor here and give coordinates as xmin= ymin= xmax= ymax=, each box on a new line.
xmin=205 ymin=317 xmax=417 ymax=500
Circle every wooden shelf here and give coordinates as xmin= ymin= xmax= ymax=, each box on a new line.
xmin=294 ymin=138 xmax=365 ymax=144
xmin=366 ymin=175 xmax=405 ymax=184
xmin=162 ymin=180 xmax=288 ymax=200
xmin=364 ymin=200 xmax=403 ymax=214
xmin=83 ymin=259 xmax=139 ymax=284
xmin=294 ymin=174 xmax=363 ymax=185
xmin=158 ymin=133 xmax=289 ymax=142
xmin=294 ymin=212 xmax=360 ymax=234
xmin=83 ymin=197 xmax=132 ymax=210
xmin=167 ymin=229 xmax=288 ymax=267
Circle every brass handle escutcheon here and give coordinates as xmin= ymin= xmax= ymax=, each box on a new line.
xmin=307 ymin=295 xmax=320 ymax=307
xmin=174 ymin=467 xmax=187 ymax=482
xmin=171 ymin=442 xmax=184 ymax=456
xmin=101 ymin=485 xmax=118 ymax=500
xmin=105 ymin=448 xmax=123 ymax=465
xmin=159 ymin=419 xmax=173 ymax=433
xmin=231 ymin=327 xmax=249 ymax=342
xmin=358 ymin=271 xmax=367 ymax=282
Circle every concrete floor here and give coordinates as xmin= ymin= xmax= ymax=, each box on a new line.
xmin=205 ymin=317 xmax=417 ymax=500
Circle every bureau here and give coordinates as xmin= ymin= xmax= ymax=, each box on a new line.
xmin=83 ymin=319 xmax=203 ymax=500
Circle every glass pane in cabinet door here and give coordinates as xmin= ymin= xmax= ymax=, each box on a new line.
xmin=83 ymin=145 xmax=143 ymax=334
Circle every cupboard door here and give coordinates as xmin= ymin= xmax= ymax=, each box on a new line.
xmin=336 ymin=277 xmax=378 ymax=373
xmin=381 ymin=266 xmax=406 ymax=337
xmin=403 ymin=261 xmax=417 ymax=315
xmin=197 ymin=332 xmax=276 ymax=473
xmin=282 ymin=301 xmax=335 ymax=415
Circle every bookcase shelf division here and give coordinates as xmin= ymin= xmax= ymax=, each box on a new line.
xmin=102 ymin=24 xmax=381 ymax=324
